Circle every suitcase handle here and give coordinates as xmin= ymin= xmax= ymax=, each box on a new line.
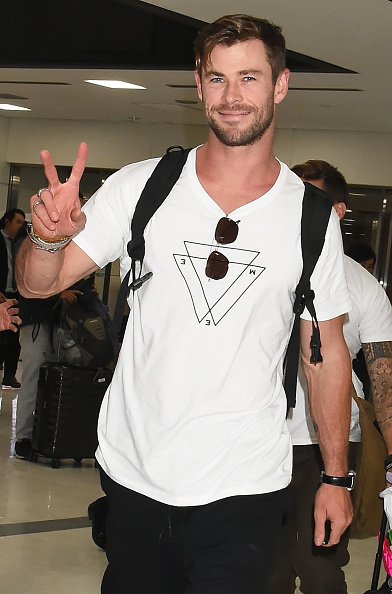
xmin=92 ymin=368 xmax=110 ymax=384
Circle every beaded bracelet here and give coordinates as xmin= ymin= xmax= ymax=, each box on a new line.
xmin=27 ymin=223 xmax=72 ymax=253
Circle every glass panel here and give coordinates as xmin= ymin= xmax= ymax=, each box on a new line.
xmin=345 ymin=185 xmax=392 ymax=299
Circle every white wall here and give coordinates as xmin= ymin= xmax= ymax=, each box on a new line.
xmin=5 ymin=117 xmax=392 ymax=187
xmin=6 ymin=119 xmax=207 ymax=169
xmin=274 ymin=128 xmax=392 ymax=187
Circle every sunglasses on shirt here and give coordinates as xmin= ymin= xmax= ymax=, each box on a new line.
xmin=205 ymin=217 xmax=239 ymax=280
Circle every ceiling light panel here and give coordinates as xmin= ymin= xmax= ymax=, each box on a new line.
xmin=85 ymin=80 xmax=146 ymax=90
xmin=0 ymin=103 xmax=30 ymax=111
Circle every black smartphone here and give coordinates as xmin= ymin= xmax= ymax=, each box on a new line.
xmin=323 ymin=519 xmax=331 ymax=545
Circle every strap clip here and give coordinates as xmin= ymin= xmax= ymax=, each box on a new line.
xmin=129 ymin=271 xmax=153 ymax=292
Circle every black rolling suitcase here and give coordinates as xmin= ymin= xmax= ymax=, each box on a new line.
xmin=30 ymin=363 xmax=112 ymax=468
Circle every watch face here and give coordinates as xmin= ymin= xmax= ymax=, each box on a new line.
xmin=347 ymin=470 xmax=356 ymax=491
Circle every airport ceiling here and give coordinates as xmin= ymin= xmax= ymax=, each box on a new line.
xmin=0 ymin=0 xmax=391 ymax=131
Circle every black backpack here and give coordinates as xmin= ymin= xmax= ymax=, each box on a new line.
xmin=113 ymin=146 xmax=332 ymax=411
xmin=56 ymin=289 xmax=119 ymax=370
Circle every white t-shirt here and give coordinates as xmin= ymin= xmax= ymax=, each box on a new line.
xmin=74 ymin=147 xmax=350 ymax=506
xmin=288 ymin=255 xmax=392 ymax=444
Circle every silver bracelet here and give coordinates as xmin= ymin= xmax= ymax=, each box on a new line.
xmin=27 ymin=223 xmax=73 ymax=253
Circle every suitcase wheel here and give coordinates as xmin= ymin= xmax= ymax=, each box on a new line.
xmin=28 ymin=452 xmax=38 ymax=463
xmin=51 ymin=458 xmax=61 ymax=469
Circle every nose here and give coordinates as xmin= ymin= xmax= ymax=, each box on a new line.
xmin=222 ymin=81 xmax=243 ymax=105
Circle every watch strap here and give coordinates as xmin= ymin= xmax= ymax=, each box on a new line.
xmin=320 ymin=470 xmax=356 ymax=491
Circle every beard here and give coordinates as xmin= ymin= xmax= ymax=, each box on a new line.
xmin=205 ymin=99 xmax=274 ymax=147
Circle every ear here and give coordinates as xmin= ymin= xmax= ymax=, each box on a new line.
xmin=274 ymin=68 xmax=290 ymax=105
xmin=194 ymin=71 xmax=203 ymax=102
xmin=333 ymin=201 xmax=347 ymax=220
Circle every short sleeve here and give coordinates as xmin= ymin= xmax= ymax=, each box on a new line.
xmin=300 ymin=209 xmax=351 ymax=321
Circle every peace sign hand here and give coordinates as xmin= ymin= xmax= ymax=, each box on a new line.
xmin=31 ymin=142 xmax=88 ymax=240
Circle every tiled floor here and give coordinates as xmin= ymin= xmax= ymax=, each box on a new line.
xmin=0 ymin=380 xmax=386 ymax=593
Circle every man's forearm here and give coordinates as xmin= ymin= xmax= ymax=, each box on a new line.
xmin=308 ymin=364 xmax=351 ymax=474
xmin=302 ymin=332 xmax=352 ymax=475
xmin=16 ymin=236 xmax=66 ymax=297
xmin=16 ymin=235 xmax=98 ymax=298
xmin=301 ymin=324 xmax=353 ymax=547
xmin=362 ymin=341 xmax=392 ymax=454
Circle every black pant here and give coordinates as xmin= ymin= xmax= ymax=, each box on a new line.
xmin=100 ymin=469 xmax=288 ymax=594
xmin=268 ymin=443 xmax=358 ymax=594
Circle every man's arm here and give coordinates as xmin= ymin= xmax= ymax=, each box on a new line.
xmin=300 ymin=315 xmax=353 ymax=547
xmin=16 ymin=237 xmax=98 ymax=298
xmin=362 ymin=341 xmax=392 ymax=454
xmin=15 ymin=142 xmax=98 ymax=298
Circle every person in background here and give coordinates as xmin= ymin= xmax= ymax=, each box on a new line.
xmin=14 ymin=286 xmax=83 ymax=459
xmin=268 ymin=159 xmax=392 ymax=594
xmin=346 ymin=241 xmax=377 ymax=274
xmin=16 ymin=15 xmax=352 ymax=594
xmin=0 ymin=208 xmax=25 ymax=389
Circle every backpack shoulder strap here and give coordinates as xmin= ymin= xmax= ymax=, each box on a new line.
xmin=283 ymin=182 xmax=332 ymax=412
xmin=128 ymin=146 xmax=191 ymax=269
xmin=112 ymin=145 xmax=191 ymax=335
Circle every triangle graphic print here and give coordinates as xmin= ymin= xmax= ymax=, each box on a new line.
xmin=174 ymin=241 xmax=266 ymax=325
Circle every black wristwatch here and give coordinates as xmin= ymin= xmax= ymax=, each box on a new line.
xmin=320 ymin=470 xmax=356 ymax=491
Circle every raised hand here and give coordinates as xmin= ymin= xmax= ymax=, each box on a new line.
xmin=30 ymin=142 xmax=88 ymax=240
xmin=0 ymin=299 xmax=21 ymax=332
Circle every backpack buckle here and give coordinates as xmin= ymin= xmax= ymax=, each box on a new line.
xmin=293 ymin=298 xmax=305 ymax=316
xmin=310 ymin=322 xmax=323 ymax=364
xmin=129 ymin=271 xmax=153 ymax=292
xmin=293 ymin=288 xmax=315 ymax=315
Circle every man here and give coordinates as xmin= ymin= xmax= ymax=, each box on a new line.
xmin=0 ymin=208 xmax=25 ymax=389
xmin=16 ymin=15 xmax=352 ymax=594
xmin=269 ymin=159 xmax=392 ymax=594
xmin=14 ymin=286 xmax=84 ymax=459
xmin=346 ymin=242 xmax=377 ymax=274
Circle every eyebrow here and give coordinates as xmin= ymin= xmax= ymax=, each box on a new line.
xmin=205 ymin=69 xmax=263 ymax=77
xmin=239 ymin=69 xmax=263 ymax=76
